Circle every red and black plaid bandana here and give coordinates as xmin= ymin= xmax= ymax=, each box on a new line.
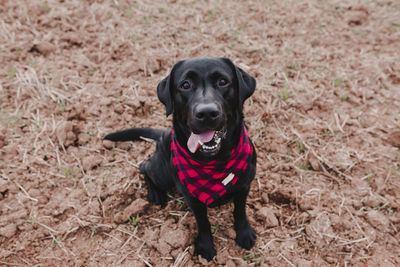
xmin=171 ymin=125 xmax=253 ymax=205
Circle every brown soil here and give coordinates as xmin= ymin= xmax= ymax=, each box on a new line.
xmin=1 ymin=0 xmax=399 ymax=266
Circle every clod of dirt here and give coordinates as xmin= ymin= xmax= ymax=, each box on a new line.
xmin=82 ymin=155 xmax=103 ymax=171
xmin=305 ymin=212 xmax=334 ymax=249
xmin=366 ymin=210 xmax=390 ymax=230
xmin=61 ymin=32 xmax=83 ymax=46
xmin=387 ymin=129 xmax=400 ymax=148
xmin=66 ymin=105 xmax=86 ymax=121
xmin=307 ymin=152 xmax=320 ymax=171
xmin=78 ymin=133 xmax=90 ymax=146
xmin=28 ymin=41 xmax=56 ymax=56
xmin=160 ymin=225 xmax=189 ymax=249
xmin=295 ymin=259 xmax=313 ymax=267
xmin=362 ymin=195 xmax=382 ymax=208
xmin=0 ymin=179 xmax=9 ymax=200
xmin=102 ymin=140 xmax=114 ymax=150
xmin=3 ymin=143 xmax=19 ymax=156
xmin=261 ymin=192 xmax=269 ymax=204
xmin=0 ymin=224 xmax=17 ymax=238
xmin=56 ymin=121 xmax=78 ymax=147
xmin=0 ymin=126 xmax=6 ymax=149
xmin=346 ymin=6 xmax=369 ymax=26
xmin=113 ymin=198 xmax=149 ymax=224
xmin=256 ymin=207 xmax=279 ymax=227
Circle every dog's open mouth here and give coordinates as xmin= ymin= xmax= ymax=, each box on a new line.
xmin=187 ymin=129 xmax=226 ymax=154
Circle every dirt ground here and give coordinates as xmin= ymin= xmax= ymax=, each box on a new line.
xmin=0 ymin=0 xmax=399 ymax=266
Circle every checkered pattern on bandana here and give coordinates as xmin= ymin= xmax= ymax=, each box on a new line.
xmin=171 ymin=126 xmax=253 ymax=205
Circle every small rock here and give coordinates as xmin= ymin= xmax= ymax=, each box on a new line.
xmin=102 ymin=140 xmax=114 ymax=150
xmin=30 ymin=41 xmax=56 ymax=56
xmin=346 ymin=6 xmax=368 ymax=26
xmin=308 ymin=152 xmax=320 ymax=171
xmin=387 ymin=129 xmax=400 ymax=148
xmin=295 ymin=259 xmax=312 ymax=267
xmin=161 ymin=227 xmax=189 ymax=248
xmin=78 ymin=133 xmax=90 ymax=145
xmin=261 ymin=192 xmax=269 ymax=203
xmin=56 ymin=121 xmax=77 ymax=147
xmin=366 ymin=210 xmax=389 ymax=230
xmin=82 ymin=155 xmax=103 ymax=171
xmin=362 ymin=195 xmax=382 ymax=208
xmin=3 ymin=143 xmax=18 ymax=156
xmin=0 ymin=224 xmax=17 ymax=238
xmin=155 ymin=240 xmax=172 ymax=255
xmin=0 ymin=127 xmax=6 ymax=149
xmin=226 ymin=228 xmax=236 ymax=239
xmin=114 ymin=198 xmax=149 ymax=224
xmin=256 ymin=207 xmax=279 ymax=227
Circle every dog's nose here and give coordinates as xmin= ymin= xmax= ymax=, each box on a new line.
xmin=194 ymin=103 xmax=221 ymax=122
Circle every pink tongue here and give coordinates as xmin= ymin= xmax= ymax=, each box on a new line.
xmin=187 ymin=130 xmax=215 ymax=153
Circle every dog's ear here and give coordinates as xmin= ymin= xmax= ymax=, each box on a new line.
xmin=221 ymin=58 xmax=256 ymax=110
xmin=157 ymin=61 xmax=184 ymax=117
xmin=157 ymin=75 xmax=173 ymax=117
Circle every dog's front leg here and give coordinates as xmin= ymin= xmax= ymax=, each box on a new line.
xmin=233 ymin=189 xmax=256 ymax=250
xmin=188 ymin=199 xmax=216 ymax=261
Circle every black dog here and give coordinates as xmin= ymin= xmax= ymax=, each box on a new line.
xmin=104 ymin=57 xmax=257 ymax=260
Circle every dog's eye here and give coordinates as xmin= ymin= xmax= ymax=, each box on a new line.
xmin=180 ymin=81 xmax=191 ymax=90
xmin=217 ymin=78 xmax=229 ymax=87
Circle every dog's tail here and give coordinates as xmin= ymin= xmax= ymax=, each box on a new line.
xmin=104 ymin=127 xmax=166 ymax=142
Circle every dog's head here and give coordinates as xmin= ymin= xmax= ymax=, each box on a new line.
xmin=157 ymin=57 xmax=256 ymax=157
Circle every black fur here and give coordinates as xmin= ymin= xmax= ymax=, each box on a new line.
xmin=104 ymin=57 xmax=257 ymax=261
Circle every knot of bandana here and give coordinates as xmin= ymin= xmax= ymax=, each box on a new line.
xmin=171 ymin=126 xmax=253 ymax=205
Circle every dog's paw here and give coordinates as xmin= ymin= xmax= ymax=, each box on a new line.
xmin=235 ymin=225 xmax=256 ymax=250
xmin=194 ymin=237 xmax=216 ymax=261
xmin=144 ymin=176 xmax=167 ymax=207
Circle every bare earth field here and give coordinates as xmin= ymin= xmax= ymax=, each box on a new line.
xmin=1 ymin=0 xmax=400 ymax=266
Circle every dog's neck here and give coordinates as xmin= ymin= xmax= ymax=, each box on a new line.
xmin=172 ymin=112 xmax=244 ymax=162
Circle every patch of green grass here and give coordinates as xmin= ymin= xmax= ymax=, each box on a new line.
xmin=88 ymin=130 xmax=97 ymax=136
xmin=278 ymin=87 xmax=292 ymax=101
xmin=42 ymin=1 xmax=50 ymax=12
xmin=300 ymin=163 xmax=311 ymax=171
xmin=32 ymin=118 xmax=43 ymax=131
xmin=8 ymin=62 xmax=17 ymax=78
xmin=352 ymin=28 xmax=367 ymax=37
xmin=373 ymin=205 xmax=394 ymax=214
xmin=129 ymin=214 xmax=140 ymax=226
xmin=207 ymin=10 xmax=215 ymax=21
xmin=89 ymin=225 xmax=97 ymax=237
xmin=296 ymin=140 xmax=305 ymax=153
xmin=125 ymin=8 xmax=133 ymax=17
xmin=24 ymin=216 xmax=37 ymax=224
xmin=59 ymin=165 xmax=73 ymax=177
xmin=364 ymin=173 xmax=375 ymax=181
xmin=243 ymin=251 xmax=263 ymax=263
xmin=57 ymin=99 xmax=66 ymax=112
xmin=143 ymin=16 xmax=152 ymax=25
xmin=0 ymin=112 xmax=23 ymax=126
xmin=88 ymin=68 xmax=97 ymax=77
xmin=340 ymin=94 xmax=348 ymax=102
xmin=333 ymin=78 xmax=343 ymax=88
xmin=131 ymin=1 xmax=138 ymax=9
xmin=158 ymin=7 xmax=165 ymax=13
xmin=50 ymin=234 xmax=61 ymax=249
xmin=391 ymin=23 xmax=400 ymax=30
xmin=131 ymin=35 xmax=141 ymax=44
xmin=211 ymin=224 xmax=225 ymax=235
